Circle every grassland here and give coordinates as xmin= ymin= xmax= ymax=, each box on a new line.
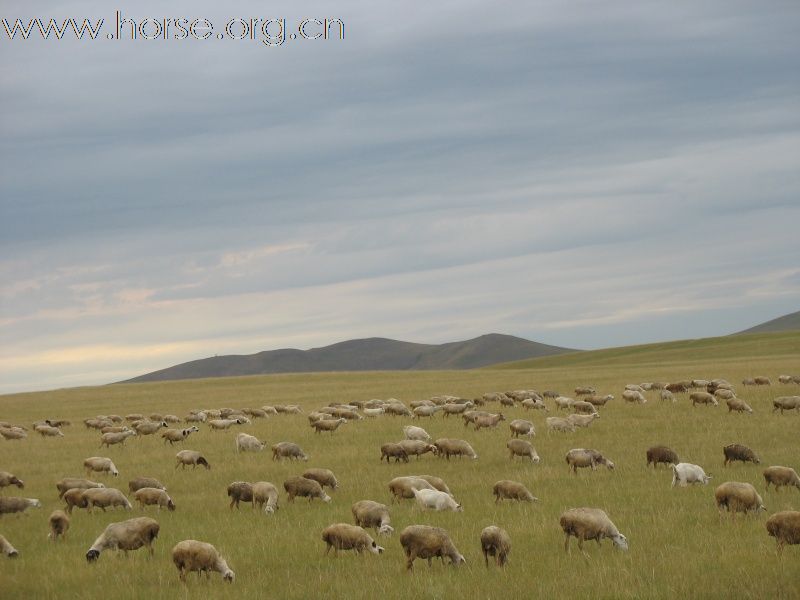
xmin=1 ymin=333 xmax=799 ymax=599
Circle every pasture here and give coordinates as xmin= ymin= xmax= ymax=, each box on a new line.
xmin=1 ymin=336 xmax=799 ymax=599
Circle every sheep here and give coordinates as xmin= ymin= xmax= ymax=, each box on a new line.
xmin=442 ymin=403 xmax=471 ymax=417
xmin=208 ymin=418 xmax=245 ymax=431
xmin=433 ymin=438 xmax=478 ymax=460
xmin=322 ymin=523 xmax=384 ymax=556
xmin=184 ymin=412 xmax=207 ymax=423
xmin=388 ymin=477 xmax=435 ymax=502
xmin=83 ymin=487 xmax=132 ymax=512
xmin=271 ymin=442 xmax=308 ymax=461
xmin=566 ymin=413 xmax=600 ymax=428
xmin=622 ymin=390 xmax=646 ymax=404
xmin=521 ymin=397 xmax=549 ymax=411
xmin=565 ymin=449 xmax=615 ymax=474
xmin=0 ymin=471 xmax=24 ymax=489
xmin=380 ymin=442 xmax=409 ymax=463
xmin=57 ymin=477 xmax=106 ymax=499
xmin=352 ymin=500 xmax=393 ymax=535
xmin=241 ymin=408 xmax=268 ymax=419
xmin=397 ymin=440 xmax=437 ymax=460
xmin=714 ymin=388 xmax=736 ymax=400
xmin=647 ymin=446 xmax=679 ymax=468
xmin=235 ymin=432 xmax=265 ymax=453
xmin=0 ymin=427 xmax=27 ymax=440
xmin=410 ymin=475 xmax=451 ymax=495
xmin=172 ymin=540 xmax=235 ymax=582
xmin=100 ymin=425 xmax=130 ymax=434
xmin=778 ymin=375 xmax=794 ymax=384
xmin=284 ymin=476 xmax=331 ymax=503
xmin=462 ymin=410 xmax=489 ymax=427
xmin=46 ymin=509 xmax=70 ymax=542
xmin=164 ymin=414 xmax=181 ymax=423
xmin=302 ymin=468 xmax=339 ymax=491
xmin=45 ymin=419 xmax=71 ymax=428
xmin=161 ymin=426 xmax=199 ymax=445
xmin=35 ymin=424 xmax=64 ymax=437
xmin=586 ymin=394 xmax=614 ymax=407
xmin=313 ymin=418 xmax=347 ymax=434
xmin=574 ymin=386 xmax=595 ymax=396
xmin=0 ymin=534 xmax=19 ymax=557
xmin=84 ymin=457 xmax=119 ymax=477
xmin=560 ymin=508 xmax=628 ymax=553
xmin=666 ymin=382 xmax=689 ymax=393
xmin=766 ymin=511 xmax=800 ymax=554
xmin=384 ymin=403 xmax=412 ymax=417
xmin=546 ymin=417 xmax=576 ymax=433
xmin=125 ymin=413 xmax=144 ymax=422
xmin=723 ymin=443 xmax=760 ymax=466
xmin=133 ymin=420 xmax=169 ymax=436
xmin=403 ymin=425 xmax=431 ymax=441
xmin=473 ymin=413 xmax=505 ymax=431
xmin=671 ymin=463 xmax=712 ymax=487
xmin=100 ymin=430 xmax=137 ymax=448
xmin=0 ymin=496 xmax=42 ymax=515
xmin=726 ymin=397 xmax=753 ymax=414
xmin=754 ymin=376 xmax=771 ymax=386
xmin=659 ymin=390 xmax=675 ymax=403
xmin=480 ymin=526 xmax=511 ymax=567
xmin=763 ymin=466 xmax=800 ymax=492
xmin=625 ymin=384 xmax=645 ymax=393
xmin=227 ymin=481 xmax=254 ymax=509
xmin=85 ymin=517 xmax=159 ymax=562
xmin=772 ymin=396 xmax=800 ymax=414
xmin=714 ymin=481 xmax=766 ymax=516
xmin=690 ymin=392 xmax=718 ymax=407
xmin=542 ymin=390 xmax=560 ymax=400
xmin=555 ymin=396 xmax=575 ymax=411
xmin=507 ymin=439 xmax=540 ymax=463
xmin=572 ymin=401 xmax=598 ymax=415
xmin=134 ymin=488 xmax=176 ymax=511
xmin=482 ymin=392 xmax=507 ymax=403
xmin=492 ymin=480 xmax=537 ymax=503
xmin=175 ymin=450 xmax=211 ymax=470
xmin=149 ymin=413 xmax=165 ymax=421
xmin=413 ymin=405 xmax=440 ymax=419
xmin=412 ymin=488 xmax=462 ymax=512
xmin=509 ymin=419 xmax=535 ymax=438
xmin=252 ymin=481 xmax=279 ymax=513
xmin=399 ymin=525 xmax=465 ymax=570
xmin=63 ymin=489 xmax=90 ymax=514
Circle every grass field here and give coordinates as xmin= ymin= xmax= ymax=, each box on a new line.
xmin=1 ymin=332 xmax=799 ymax=599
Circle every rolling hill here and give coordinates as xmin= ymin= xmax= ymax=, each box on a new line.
xmin=118 ymin=334 xmax=575 ymax=383
xmin=735 ymin=309 xmax=800 ymax=335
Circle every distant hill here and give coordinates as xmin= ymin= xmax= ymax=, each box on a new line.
xmin=118 ymin=334 xmax=575 ymax=383
xmin=735 ymin=310 xmax=800 ymax=335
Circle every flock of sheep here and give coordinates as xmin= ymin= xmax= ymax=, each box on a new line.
xmin=1 ymin=372 xmax=799 ymax=583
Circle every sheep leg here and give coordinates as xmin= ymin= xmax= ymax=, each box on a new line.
xmin=564 ymin=534 xmax=571 ymax=553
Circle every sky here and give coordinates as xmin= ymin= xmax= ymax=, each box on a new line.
xmin=1 ymin=1 xmax=799 ymax=394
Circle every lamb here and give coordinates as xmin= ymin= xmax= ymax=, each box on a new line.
xmin=85 ymin=517 xmax=160 ymax=561
xmin=133 ymin=420 xmax=169 ymax=435
xmin=403 ymin=425 xmax=431 ymax=441
xmin=726 ymin=397 xmax=753 ymax=414
xmin=284 ymin=476 xmax=331 ymax=503
xmin=473 ymin=413 xmax=506 ymax=431
xmin=399 ymin=525 xmax=465 ymax=570
xmin=507 ymin=439 xmax=540 ymax=463
xmin=412 ymin=488 xmax=462 ymax=512
xmin=388 ymin=476 xmax=435 ymax=502
xmin=671 ymin=463 xmax=712 ymax=487
xmin=172 ymin=539 xmax=235 ymax=582
xmin=161 ymin=426 xmax=199 ymax=445
xmin=690 ymin=392 xmax=719 ymax=407
xmin=480 ymin=526 xmax=511 ymax=567
xmin=235 ymin=432 xmax=265 ymax=453
xmin=560 ymin=508 xmax=628 ymax=553
xmin=49 ymin=509 xmax=70 ymax=541
xmin=622 ymin=390 xmax=646 ymax=404
xmin=509 ymin=419 xmax=535 ymax=437
xmin=0 ymin=534 xmax=18 ymax=557
xmin=84 ymin=457 xmax=119 ymax=477
xmin=133 ymin=488 xmax=176 ymax=511
xmin=723 ymin=443 xmax=760 ymax=466
xmin=100 ymin=430 xmax=137 ymax=448
xmin=0 ymin=471 xmax=24 ymax=489
xmin=175 ymin=450 xmax=211 ymax=470
xmin=492 ymin=480 xmax=537 ymax=503
xmin=302 ymin=468 xmax=339 ymax=490
xmin=321 ymin=523 xmax=384 ymax=555
xmin=83 ymin=487 xmax=132 ymax=512
xmin=772 ymin=396 xmax=800 ymax=414
xmin=521 ymin=397 xmax=548 ymax=411
xmin=252 ymin=481 xmax=279 ymax=513
xmin=271 ymin=442 xmax=308 ymax=461
xmin=313 ymin=418 xmax=347 ymax=434
xmin=763 ymin=466 xmax=800 ymax=492
xmin=380 ymin=443 xmax=410 ymax=463
xmin=566 ymin=413 xmax=600 ymax=428
xmin=352 ymin=500 xmax=393 ymax=535
xmin=433 ymin=438 xmax=478 ymax=460
xmin=714 ymin=481 xmax=766 ymax=515
xmin=766 ymin=511 xmax=800 ymax=554
xmin=647 ymin=446 xmax=679 ymax=468
xmin=63 ymin=489 xmax=90 ymax=513
xmin=572 ymin=401 xmax=598 ymax=415
xmin=397 ymin=440 xmax=437 ymax=459
xmin=546 ymin=417 xmax=576 ymax=433
xmin=227 ymin=481 xmax=254 ymax=509
xmin=0 ymin=496 xmax=42 ymax=515
xmin=565 ymin=449 xmax=615 ymax=474
xmin=35 ymin=424 xmax=64 ymax=437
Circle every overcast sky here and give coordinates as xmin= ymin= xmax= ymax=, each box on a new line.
xmin=1 ymin=1 xmax=799 ymax=394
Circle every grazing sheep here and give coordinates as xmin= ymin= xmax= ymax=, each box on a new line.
xmin=690 ymin=392 xmax=719 ymax=407
xmin=412 ymin=488 xmax=462 ymax=512
xmin=666 ymin=383 xmax=689 ymax=394
xmin=235 ymin=432 xmax=265 ymax=453
xmin=726 ymin=397 xmax=753 ymax=414
xmin=625 ymin=384 xmax=645 ymax=393
xmin=715 ymin=481 xmax=765 ymax=515
xmin=175 ymin=450 xmax=211 ymax=470
xmin=567 ymin=413 xmax=600 ymax=428
xmin=560 ymin=508 xmax=628 ymax=553
xmin=313 ymin=418 xmax=347 ymax=434
xmin=482 ymin=392 xmax=507 ymax=403
xmin=586 ymin=394 xmax=614 ymax=407
xmin=766 ymin=511 xmax=800 ymax=554
xmin=480 ymin=526 xmax=511 ymax=567
xmin=84 ymin=457 xmax=119 ymax=477
xmin=63 ymin=489 xmax=90 ymax=514
xmin=57 ymin=477 xmax=105 ymax=498
xmin=271 ymin=442 xmax=308 ymax=462
xmin=252 ymin=482 xmax=279 ymax=514
xmin=723 ymin=444 xmax=760 ymax=466
xmin=0 ymin=471 xmax=24 ymax=489
xmin=384 ymin=403 xmax=412 ymax=417
xmin=572 ymin=401 xmax=598 ymax=415
xmin=521 ymin=397 xmax=549 ymax=411
xmin=507 ymin=439 xmax=540 ymax=463
xmin=100 ymin=430 xmax=137 ymax=448
xmin=0 ymin=496 xmax=42 ymax=515
xmin=0 ymin=534 xmax=19 ymax=557
xmin=302 ymin=468 xmax=339 ymax=491
xmin=509 ymin=419 xmax=535 ymax=438
xmin=208 ymin=418 xmax=244 ymax=431
xmin=622 ymin=390 xmax=646 ymax=404
xmin=363 ymin=407 xmax=385 ymax=418
xmin=413 ymin=405 xmax=440 ymax=419
xmin=397 ymin=440 xmax=437 ymax=460
xmin=133 ymin=420 xmax=169 ymax=436
xmin=473 ymin=413 xmax=506 ymax=431
xmin=433 ymin=438 xmax=478 ymax=460
xmin=125 ymin=413 xmax=144 ymax=422
xmin=778 ymin=375 xmax=794 ymax=384
xmin=772 ymin=396 xmax=800 ymax=414
xmin=565 ymin=449 xmax=615 ymax=474
xmin=227 ymin=481 xmax=254 ymax=509
xmin=83 ymin=487 xmax=132 ymax=512
xmin=352 ymin=500 xmax=393 ymax=535
xmin=100 ymin=426 xmax=130 ymax=434
xmin=714 ymin=388 xmax=736 ymax=400
xmin=671 ymin=463 xmax=712 ymax=487
xmin=542 ymin=390 xmax=560 ymax=400
xmin=493 ymin=480 xmax=537 ymax=503
xmin=574 ymin=386 xmax=596 ymax=396
xmin=284 ymin=476 xmax=331 ymax=503
xmin=35 ymin=424 xmax=64 ymax=437
xmin=85 ymin=517 xmax=159 ymax=562
xmin=172 ymin=539 xmax=235 ymax=582
xmin=161 ymin=427 xmax=199 ymax=445
xmin=555 ymin=396 xmax=575 ymax=411
xmin=0 ymin=427 xmax=27 ymax=440
xmin=403 ymin=425 xmax=431 ymax=441
xmin=462 ymin=410 xmax=489 ymax=427
xmin=164 ymin=415 xmax=181 ymax=423
xmin=659 ymin=390 xmax=675 ymax=403
xmin=442 ymin=403 xmax=471 ymax=417
xmin=184 ymin=412 xmax=207 ymax=424
xmin=134 ymin=488 xmax=176 ymax=511
xmin=380 ymin=443 xmax=410 ymax=463
xmin=388 ymin=477 xmax=435 ymax=502
xmin=399 ymin=525 xmax=465 ymax=570
xmin=763 ymin=466 xmax=800 ymax=492
xmin=647 ymin=446 xmax=679 ymax=468
xmin=45 ymin=419 xmax=71 ymax=428
xmin=322 ymin=523 xmax=384 ymax=556
xmin=546 ymin=417 xmax=576 ymax=433
xmin=754 ymin=376 xmax=771 ymax=386
xmin=410 ymin=475 xmax=451 ymax=495
xmin=48 ymin=510 xmax=70 ymax=541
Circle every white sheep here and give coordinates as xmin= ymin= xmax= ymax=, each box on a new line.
xmin=252 ymin=481 xmax=279 ymax=514
xmin=235 ymin=432 xmax=265 ymax=452
xmin=403 ymin=425 xmax=431 ymax=442
xmin=84 ymin=456 xmax=119 ymax=477
xmin=171 ymin=539 xmax=235 ymax=582
xmin=0 ymin=534 xmax=19 ymax=557
xmin=412 ymin=488 xmax=462 ymax=512
xmin=671 ymin=463 xmax=712 ymax=487
xmin=85 ymin=517 xmax=160 ymax=561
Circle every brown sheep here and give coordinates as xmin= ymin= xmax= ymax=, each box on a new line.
xmin=0 ymin=471 xmax=24 ymax=490
xmin=723 ymin=444 xmax=760 ymax=466
xmin=380 ymin=443 xmax=410 ymax=463
xmin=433 ymin=438 xmax=478 ymax=460
xmin=480 ymin=526 xmax=511 ymax=567
xmin=284 ymin=476 xmax=331 ymax=503
xmin=302 ymin=468 xmax=339 ymax=490
xmin=766 ymin=511 xmax=800 ymax=554
xmin=566 ymin=448 xmax=615 ymax=474
xmin=399 ymin=525 xmax=465 ymax=570
xmin=509 ymin=419 xmax=535 ymax=438
xmin=227 ymin=482 xmax=254 ymax=509
xmin=0 ymin=534 xmax=19 ymax=557
xmin=161 ymin=427 xmax=199 ymax=445
xmin=493 ymin=480 xmax=537 ymax=503
xmin=271 ymin=442 xmax=308 ymax=461
xmin=82 ymin=488 xmax=132 ymax=512
xmin=560 ymin=508 xmax=628 ymax=553
xmin=352 ymin=500 xmax=393 ymax=535
xmin=646 ymin=446 xmax=679 ymax=468
xmin=85 ymin=517 xmax=160 ymax=561
xmin=63 ymin=489 xmax=90 ymax=514
xmin=715 ymin=481 xmax=765 ymax=515
xmin=726 ymin=397 xmax=753 ymax=414
xmin=473 ymin=413 xmax=506 ymax=431
xmin=507 ymin=439 xmax=540 ymax=463
xmin=763 ymin=466 xmax=800 ymax=492
xmin=0 ymin=496 xmax=42 ymax=515
xmin=690 ymin=392 xmax=718 ymax=407
xmin=134 ymin=488 xmax=176 ymax=511
xmin=772 ymin=396 xmax=800 ymax=414
xmin=321 ymin=523 xmax=384 ymax=555
xmin=396 ymin=440 xmax=437 ymax=460
xmin=128 ymin=477 xmax=166 ymax=493
xmin=412 ymin=475 xmax=451 ymax=495
xmin=172 ymin=540 xmax=234 ymax=582
xmin=48 ymin=510 xmax=70 ymax=541
xmin=387 ymin=477 xmax=435 ymax=502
